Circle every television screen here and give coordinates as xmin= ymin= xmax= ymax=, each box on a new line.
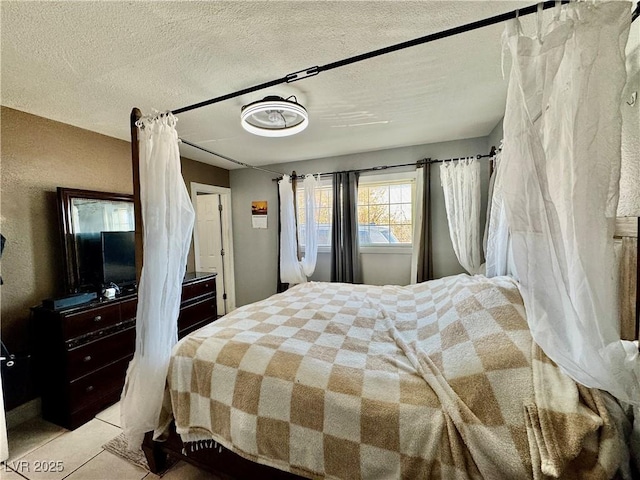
xmin=101 ymin=231 xmax=136 ymax=287
xmin=76 ymin=232 xmax=102 ymax=287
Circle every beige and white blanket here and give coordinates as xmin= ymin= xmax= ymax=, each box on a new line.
xmin=163 ymin=275 xmax=626 ymax=479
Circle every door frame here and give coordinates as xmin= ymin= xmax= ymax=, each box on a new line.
xmin=190 ymin=182 xmax=236 ymax=313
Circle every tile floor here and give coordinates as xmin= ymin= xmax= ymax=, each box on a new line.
xmin=3 ymin=403 xmax=217 ymax=479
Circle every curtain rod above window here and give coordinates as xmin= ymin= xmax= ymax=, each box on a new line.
xmin=270 ymin=146 xmax=497 ymax=182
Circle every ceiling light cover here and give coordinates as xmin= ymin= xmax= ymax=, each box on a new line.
xmin=241 ymin=96 xmax=309 ymax=137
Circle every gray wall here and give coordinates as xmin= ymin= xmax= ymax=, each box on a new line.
xmin=230 ymin=136 xmax=491 ymax=307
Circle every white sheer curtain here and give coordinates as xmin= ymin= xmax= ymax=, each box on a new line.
xmin=440 ymin=158 xmax=482 ymax=274
xmin=485 ymin=151 xmax=516 ymax=278
xmin=501 ymin=1 xmax=639 ymax=403
xmin=279 ymin=174 xmax=318 ymax=285
xmin=120 ymin=113 xmax=195 ymax=447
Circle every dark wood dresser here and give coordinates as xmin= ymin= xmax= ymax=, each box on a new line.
xmin=32 ymin=272 xmax=216 ymax=430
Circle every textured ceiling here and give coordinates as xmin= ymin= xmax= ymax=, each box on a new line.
xmin=1 ymin=1 xmax=539 ymax=169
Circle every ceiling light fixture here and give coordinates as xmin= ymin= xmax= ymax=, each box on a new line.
xmin=240 ymin=96 xmax=308 ymax=137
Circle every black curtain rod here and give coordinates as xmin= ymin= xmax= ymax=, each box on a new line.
xmin=428 ymin=148 xmax=497 ymax=165
xmin=270 ymin=149 xmax=495 ymax=182
xmin=171 ymin=0 xmax=638 ymax=116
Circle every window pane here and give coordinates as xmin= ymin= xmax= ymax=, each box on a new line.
xmin=322 ymin=190 xmax=332 ymax=208
xmin=357 ymin=177 xmax=413 ymax=246
xmin=358 ymin=205 xmax=369 ymax=225
xmin=318 ymin=225 xmax=332 ymax=245
xmin=390 ymin=204 xmax=412 ymax=224
xmin=358 ymin=186 xmax=369 ymax=204
xmin=391 ymin=224 xmax=412 ymax=243
xmin=318 ymin=207 xmax=332 ymax=225
xmin=369 ymin=185 xmax=389 ymax=204
xmin=368 ymin=204 xmax=390 ymax=225
xmin=389 ymin=185 xmax=403 ymax=203
xmin=401 ymin=184 xmax=412 ymax=203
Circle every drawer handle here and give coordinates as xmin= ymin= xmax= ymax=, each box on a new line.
xmin=93 ymin=315 xmax=102 ymax=322
xmin=83 ymin=355 xmax=92 ymax=363
xmin=205 ymin=283 xmax=209 ymax=288
xmin=85 ymin=385 xmax=94 ymax=393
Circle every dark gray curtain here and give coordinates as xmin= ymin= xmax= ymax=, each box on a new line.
xmin=415 ymin=164 xmax=433 ymax=282
xmin=330 ymin=172 xmax=361 ymax=283
xmin=276 ymin=183 xmax=288 ymax=293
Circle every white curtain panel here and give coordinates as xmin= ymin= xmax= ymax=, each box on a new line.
xmin=120 ymin=113 xmax=195 ymax=448
xmin=501 ymin=1 xmax=639 ymax=403
xmin=440 ymin=158 xmax=482 ymax=274
xmin=485 ymin=152 xmax=516 ymax=278
xmin=279 ymin=174 xmax=318 ymax=284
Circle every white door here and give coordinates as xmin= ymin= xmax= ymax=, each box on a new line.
xmin=196 ymin=194 xmax=222 ymax=275
xmin=192 ymin=184 xmax=236 ymax=316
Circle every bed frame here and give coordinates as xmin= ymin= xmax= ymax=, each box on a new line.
xmin=615 ymin=217 xmax=639 ymax=341
xmin=142 ymin=423 xmax=302 ymax=479
xmin=141 ymin=217 xmax=639 ymax=478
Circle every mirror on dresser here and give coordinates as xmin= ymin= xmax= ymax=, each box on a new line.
xmin=57 ymin=187 xmax=135 ymax=294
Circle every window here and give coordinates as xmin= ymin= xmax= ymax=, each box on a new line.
xmin=296 ymin=172 xmax=415 ymax=248
xmin=357 ymin=173 xmax=414 ymax=246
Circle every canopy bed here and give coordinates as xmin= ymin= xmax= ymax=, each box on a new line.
xmin=121 ymin=1 xmax=640 ymax=478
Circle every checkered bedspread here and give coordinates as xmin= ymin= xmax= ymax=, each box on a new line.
xmin=162 ymin=275 xmax=625 ymax=479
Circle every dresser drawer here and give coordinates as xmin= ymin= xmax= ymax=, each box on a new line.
xmin=62 ymin=303 xmax=121 ymax=340
xmin=120 ymin=298 xmax=137 ymax=322
xmin=182 ymin=277 xmax=215 ymax=304
xmin=179 ymin=319 xmax=216 ymax=339
xmin=67 ymin=327 xmax=135 ymax=381
xmin=69 ymin=356 xmax=131 ymax=413
xmin=178 ymin=296 xmax=216 ymax=334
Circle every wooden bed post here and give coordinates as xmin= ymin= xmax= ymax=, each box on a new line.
xmin=636 ymin=217 xmax=639 ymax=342
xmin=130 ymin=108 xmax=143 ymax=283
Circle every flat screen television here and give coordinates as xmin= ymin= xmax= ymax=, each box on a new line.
xmin=101 ymin=231 xmax=136 ymax=288
xmin=76 ymin=232 xmax=102 ymax=287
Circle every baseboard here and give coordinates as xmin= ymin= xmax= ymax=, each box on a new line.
xmin=6 ymin=397 xmax=41 ymax=430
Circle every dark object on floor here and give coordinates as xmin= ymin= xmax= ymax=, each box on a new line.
xmin=103 ymin=432 xmax=178 ymax=474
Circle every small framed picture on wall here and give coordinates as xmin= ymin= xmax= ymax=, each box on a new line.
xmin=251 ymin=201 xmax=267 ymax=229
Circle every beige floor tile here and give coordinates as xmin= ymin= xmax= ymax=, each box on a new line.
xmin=18 ymin=418 xmax=120 ymax=480
xmin=0 ymin=465 xmax=29 ymax=480
xmin=63 ymin=450 xmax=148 ymax=480
xmin=145 ymin=461 xmax=222 ymax=480
xmin=6 ymin=417 xmax=67 ymax=462
xmin=94 ymin=402 xmax=121 ymax=428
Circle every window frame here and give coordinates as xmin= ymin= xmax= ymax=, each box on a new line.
xmin=296 ymin=171 xmax=416 ymax=254
xmin=357 ymin=171 xmax=415 ymax=254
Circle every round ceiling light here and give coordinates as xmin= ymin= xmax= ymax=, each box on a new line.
xmin=240 ymin=96 xmax=309 ymax=137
